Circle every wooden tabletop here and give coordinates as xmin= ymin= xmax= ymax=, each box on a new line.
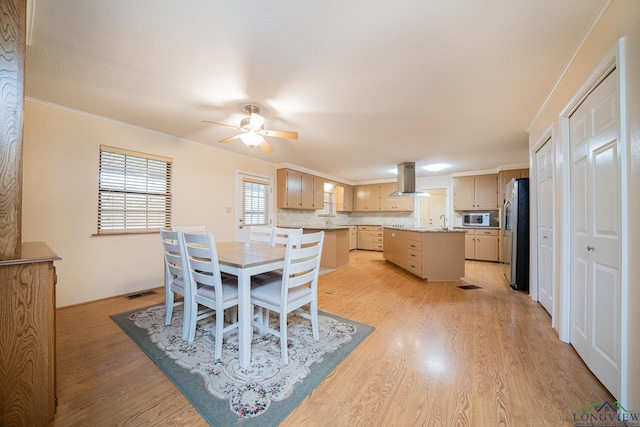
xmin=216 ymin=241 xmax=285 ymax=268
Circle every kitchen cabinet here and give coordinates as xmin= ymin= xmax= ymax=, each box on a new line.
xmin=335 ymin=184 xmax=354 ymax=212
xmin=303 ymin=227 xmax=350 ymax=269
xmin=463 ymin=228 xmax=499 ymax=261
xmin=379 ymin=182 xmax=414 ymax=211
xmin=354 ymin=184 xmax=412 ymax=211
xmin=453 ymin=174 xmax=499 ymax=210
xmin=277 ymin=168 xmax=324 ymax=210
xmin=499 ymin=169 xmax=529 ymax=205
xmin=356 ymin=225 xmax=383 ymax=251
xmin=348 ymin=226 xmax=357 ymax=250
xmin=1 ymin=243 xmax=60 ymax=427
xmin=354 ymin=185 xmax=378 ymax=211
xmin=383 ymin=228 xmax=465 ymax=280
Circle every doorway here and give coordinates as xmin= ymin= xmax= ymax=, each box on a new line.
xmin=235 ymin=172 xmax=273 ymax=242
xmin=420 ymin=188 xmax=447 ymax=229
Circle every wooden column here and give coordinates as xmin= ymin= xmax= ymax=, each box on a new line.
xmin=0 ymin=0 xmax=25 ymax=260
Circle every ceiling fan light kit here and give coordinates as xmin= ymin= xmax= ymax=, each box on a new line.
xmin=202 ymin=104 xmax=298 ymax=153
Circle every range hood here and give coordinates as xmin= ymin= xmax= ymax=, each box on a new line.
xmin=389 ymin=162 xmax=429 ymax=197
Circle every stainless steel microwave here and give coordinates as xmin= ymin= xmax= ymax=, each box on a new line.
xmin=463 ymin=213 xmax=490 ymax=227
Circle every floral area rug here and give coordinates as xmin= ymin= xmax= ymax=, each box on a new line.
xmin=111 ymin=304 xmax=374 ymax=426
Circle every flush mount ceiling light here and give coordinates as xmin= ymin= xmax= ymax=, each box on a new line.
xmin=424 ymin=163 xmax=449 ymax=172
xmin=202 ymin=104 xmax=298 ymax=153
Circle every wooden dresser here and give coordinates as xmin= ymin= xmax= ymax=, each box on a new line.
xmin=1 ymin=242 xmax=61 ymax=426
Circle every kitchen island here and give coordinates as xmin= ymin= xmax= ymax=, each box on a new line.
xmin=383 ymin=227 xmax=465 ymax=280
xmin=301 ymin=226 xmax=350 ymax=269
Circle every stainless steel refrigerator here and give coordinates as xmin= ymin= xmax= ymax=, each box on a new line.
xmin=503 ymin=178 xmax=529 ymax=290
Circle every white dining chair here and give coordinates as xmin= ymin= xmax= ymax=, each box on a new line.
xmin=250 ymin=231 xmax=325 ymax=364
xmin=159 ymin=230 xmax=192 ymax=340
xmin=182 ymin=232 xmax=240 ymax=359
xmin=272 ymin=227 xmax=303 ymax=246
xmin=251 ymin=227 xmax=303 ymax=286
xmin=248 ymin=225 xmax=274 ymax=245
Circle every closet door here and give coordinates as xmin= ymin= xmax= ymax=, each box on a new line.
xmin=570 ymin=70 xmax=621 ymax=398
xmin=536 ymin=139 xmax=553 ymax=315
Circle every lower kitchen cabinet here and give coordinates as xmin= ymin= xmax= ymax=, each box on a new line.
xmin=463 ymin=228 xmax=500 ymax=261
xmin=383 ymin=228 xmax=465 ymax=280
xmin=348 ymin=226 xmax=357 ymax=250
xmin=356 ymin=226 xmax=383 ymax=251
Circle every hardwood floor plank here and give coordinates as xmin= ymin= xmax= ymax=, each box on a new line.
xmin=51 ymin=251 xmax=612 ymax=426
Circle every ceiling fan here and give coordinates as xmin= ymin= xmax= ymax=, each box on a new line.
xmin=202 ymin=104 xmax=298 ymax=153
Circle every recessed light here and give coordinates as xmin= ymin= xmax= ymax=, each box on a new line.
xmin=424 ymin=163 xmax=449 ymax=172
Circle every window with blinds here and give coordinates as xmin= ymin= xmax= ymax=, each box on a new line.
xmin=241 ymin=176 xmax=271 ymax=226
xmin=97 ymin=145 xmax=172 ymax=234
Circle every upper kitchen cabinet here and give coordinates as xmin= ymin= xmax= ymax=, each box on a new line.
xmin=453 ymin=174 xmax=499 ymax=210
xmin=277 ymin=168 xmax=324 ymax=210
xmin=354 ymin=184 xmax=377 ymax=211
xmin=335 ymin=184 xmax=354 ymax=212
xmin=354 ymin=183 xmax=413 ymax=212
xmin=498 ymin=169 xmax=529 ymax=204
xmin=379 ymin=182 xmax=413 ymax=211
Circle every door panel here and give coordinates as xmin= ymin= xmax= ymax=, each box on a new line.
xmin=572 ymin=256 xmax=588 ymax=345
xmin=536 ymin=139 xmax=553 ymax=314
xmin=570 ymin=70 xmax=620 ymax=398
xmin=593 ymin=263 xmax=619 ymax=364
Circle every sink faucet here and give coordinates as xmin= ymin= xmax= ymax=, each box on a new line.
xmin=440 ymin=214 xmax=447 ymax=230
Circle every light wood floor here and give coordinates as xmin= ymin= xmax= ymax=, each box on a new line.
xmin=52 ymin=251 xmax=611 ymax=426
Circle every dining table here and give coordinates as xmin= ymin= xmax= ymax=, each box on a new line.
xmin=216 ymin=241 xmax=286 ymax=368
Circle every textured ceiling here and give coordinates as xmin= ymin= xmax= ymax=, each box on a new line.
xmin=25 ymin=0 xmax=607 ymax=182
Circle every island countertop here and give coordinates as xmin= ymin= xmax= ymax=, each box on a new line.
xmin=278 ymin=225 xmax=351 ymax=230
xmin=383 ymin=226 xmax=465 ymax=233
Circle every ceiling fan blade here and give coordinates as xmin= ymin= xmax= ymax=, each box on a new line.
xmin=219 ymin=134 xmax=243 ymax=144
xmin=262 ymin=129 xmax=298 ymax=140
xmin=202 ymin=120 xmax=240 ymax=130
xmin=258 ymin=139 xmax=274 ymax=153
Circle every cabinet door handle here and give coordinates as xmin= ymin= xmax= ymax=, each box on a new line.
xmin=587 ymin=246 xmax=595 ymax=251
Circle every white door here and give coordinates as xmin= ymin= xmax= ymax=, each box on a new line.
xmin=430 ymin=193 xmax=447 ymax=228
xmin=536 ymin=139 xmax=554 ymax=314
xmin=570 ymin=70 xmax=620 ymax=398
xmin=235 ymin=173 xmax=273 ymax=242
xmin=420 ymin=188 xmax=447 ymax=228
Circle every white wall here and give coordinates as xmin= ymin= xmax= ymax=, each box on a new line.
xmin=22 ymin=100 xmax=276 ymax=307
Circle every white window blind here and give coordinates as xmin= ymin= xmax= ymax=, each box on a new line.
xmin=242 ymin=177 xmax=271 ymax=226
xmin=97 ymin=145 xmax=172 ymax=234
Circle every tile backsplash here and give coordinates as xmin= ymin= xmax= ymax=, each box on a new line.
xmin=276 ymin=209 xmax=416 ymax=228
